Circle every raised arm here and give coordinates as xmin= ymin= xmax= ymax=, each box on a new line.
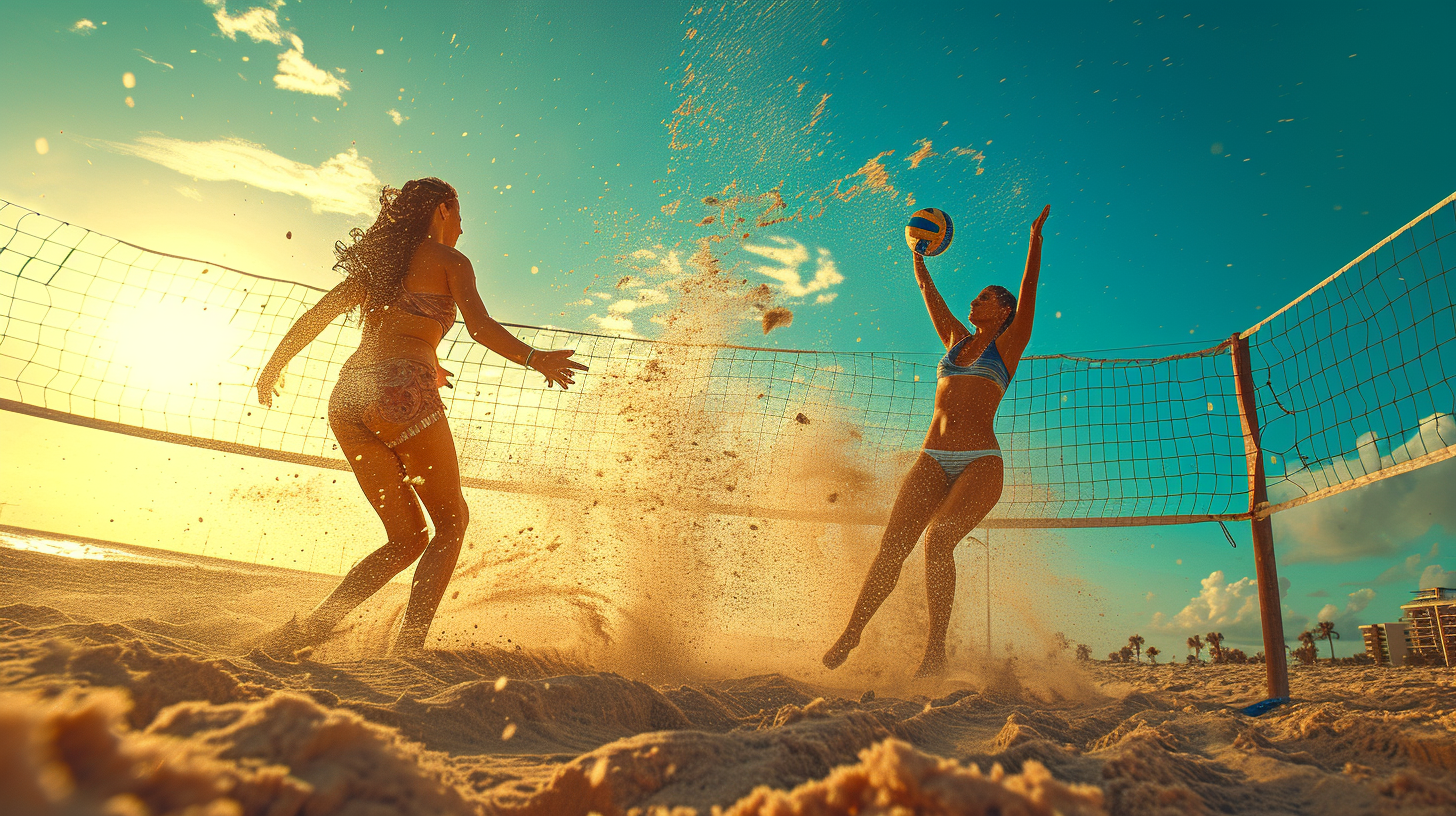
xmin=1000 ymin=205 xmax=1050 ymax=357
xmin=440 ymin=246 xmax=587 ymax=389
xmin=914 ymin=252 xmax=971 ymax=349
xmin=256 ymin=278 xmax=363 ymax=406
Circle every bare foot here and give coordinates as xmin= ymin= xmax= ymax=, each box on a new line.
xmin=822 ymin=631 xmax=860 ymax=670
xmin=914 ymin=651 xmax=947 ymax=678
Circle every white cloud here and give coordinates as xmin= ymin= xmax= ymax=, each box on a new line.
xmin=99 ymin=135 xmax=379 ymax=216
xmin=587 ymin=313 xmax=634 ymax=334
xmin=565 ymin=299 xmax=593 ymax=307
xmin=1420 ymin=564 xmax=1451 ymax=589
xmin=1275 ymin=413 xmax=1456 ymax=563
xmin=608 ymin=300 xmax=638 ymax=315
xmin=815 ymin=292 xmax=838 ymax=304
xmin=205 ymin=1 xmax=349 ymax=98
xmin=174 ymin=185 xmax=204 ymax=201
xmin=1153 ymin=570 xmax=1260 ymax=632
xmin=206 ymin=0 xmax=285 ymax=44
xmin=274 ymin=38 xmax=349 ymax=97
xmin=387 ymin=109 xmax=407 ymax=125
xmin=636 ymin=289 xmax=669 ymax=305
xmin=593 ymin=292 xmax=611 ymax=301
xmin=742 ymin=237 xmax=845 ymax=299
xmin=1151 ymin=570 xmax=1307 ymax=650
xmin=1345 ymin=587 xmax=1375 ymax=614
xmin=71 ymin=20 xmax=96 ymax=34
xmin=1317 ymin=603 xmax=1339 ymax=622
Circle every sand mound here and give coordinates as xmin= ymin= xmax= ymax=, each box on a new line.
xmin=722 ymin=738 xmax=1105 ymax=816
xmin=0 ymin=688 xmax=481 ymax=816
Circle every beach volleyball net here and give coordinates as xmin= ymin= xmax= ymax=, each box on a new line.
xmin=1 ymin=193 xmax=1452 ymax=531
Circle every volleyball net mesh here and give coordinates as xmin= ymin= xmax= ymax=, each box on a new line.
xmin=1 ymin=193 xmax=1452 ymax=528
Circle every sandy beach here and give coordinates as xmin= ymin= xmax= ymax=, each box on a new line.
xmin=4 ymin=541 xmax=1454 ymax=816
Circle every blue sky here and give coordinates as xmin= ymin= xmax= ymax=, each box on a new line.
xmin=2 ymin=0 xmax=1454 ymax=658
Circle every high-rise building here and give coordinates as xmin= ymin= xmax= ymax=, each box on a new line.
xmin=1399 ymin=587 xmax=1456 ymax=667
xmin=1359 ymin=622 xmax=1410 ymax=666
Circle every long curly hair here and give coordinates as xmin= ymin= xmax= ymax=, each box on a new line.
xmin=333 ymin=177 xmax=457 ymax=309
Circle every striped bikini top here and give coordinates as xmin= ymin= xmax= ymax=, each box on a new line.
xmin=938 ymin=333 xmax=1011 ymax=392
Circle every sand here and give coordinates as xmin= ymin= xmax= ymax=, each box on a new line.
xmin=3 ymin=544 xmax=1454 ymax=816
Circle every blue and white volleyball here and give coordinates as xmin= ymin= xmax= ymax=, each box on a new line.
xmin=905 ymin=207 xmax=954 ymax=256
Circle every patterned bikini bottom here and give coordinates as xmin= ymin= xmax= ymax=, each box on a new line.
xmin=329 ymin=358 xmax=445 ymax=448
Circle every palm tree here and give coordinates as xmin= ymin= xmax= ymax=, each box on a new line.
xmin=1119 ymin=645 xmax=1134 ymax=663
xmin=1294 ymin=630 xmax=1318 ymax=665
xmin=1186 ymin=634 xmax=1204 ymax=663
xmin=1146 ymin=646 xmax=1160 ymax=664
xmin=1206 ymin=631 xmax=1225 ymax=664
xmin=1128 ymin=634 xmax=1145 ymax=664
xmin=1076 ymin=644 xmax=1092 ymax=662
xmin=1315 ymin=621 xmax=1340 ymax=662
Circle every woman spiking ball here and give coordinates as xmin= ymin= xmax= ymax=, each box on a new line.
xmin=824 ymin=204 xmax=1050 ymax=677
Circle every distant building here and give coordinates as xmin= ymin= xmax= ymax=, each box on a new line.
xmin=1359 ymin=622 xmax=1411 ymax=666
xmin=1399 ymin=587 xmax=1456 ymax=667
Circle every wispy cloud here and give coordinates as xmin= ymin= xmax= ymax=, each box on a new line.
xmin=136 ymin=50 xmax=174 ymax=70
xmin=71 ymin=19 xmax=97 ymax=34
xmin=741 ymin=237 xmax=844 ymax=299
xmin=204 ymin=0 xmax=349 ymax=98
xmin=99 ymin=135 xmax=379 ymax=216
xmin=387 ymin=109 xmax=407 ymax=126
xmin=174 ymin=185 xmax=204 ymax=201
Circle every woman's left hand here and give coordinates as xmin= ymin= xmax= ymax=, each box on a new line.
xmin=1031 ymin=205 xmax=1051 ymax=238
xmin=255 ymin=369 xmax=284 ymax=407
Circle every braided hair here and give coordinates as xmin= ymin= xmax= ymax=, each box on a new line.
xmin=333 ymin=177 xmax=457 ymax=310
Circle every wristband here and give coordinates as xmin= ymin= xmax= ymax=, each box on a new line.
xmin=524 ymin=349 xmax=536 ymax=369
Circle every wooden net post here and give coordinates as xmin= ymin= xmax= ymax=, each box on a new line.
xmin=1230 ymin=333 xmax=1290 ymax=699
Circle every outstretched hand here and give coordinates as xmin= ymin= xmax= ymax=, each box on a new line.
xmin=1031 ymin=205 xmax=1051 ymax=238
xmin=530 ymin=348 xmax=589 ymax=389
xmin=255 ymin=369 xmax=284 ymax=407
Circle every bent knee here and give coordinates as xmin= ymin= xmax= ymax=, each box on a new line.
xmin=925 ymin=541 xmax=959 ymax=563
xmin=432 ymin=497 xmax=469 ymax=541
xmin=381 ymin=528 xmax=431 ymax=563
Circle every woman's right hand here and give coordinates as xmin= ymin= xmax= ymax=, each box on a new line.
xmin=529 ymin=348 xmax=589 ymax=389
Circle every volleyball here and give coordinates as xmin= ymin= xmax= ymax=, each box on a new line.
xmin=905 ymin=207 xmax=954 ymax=256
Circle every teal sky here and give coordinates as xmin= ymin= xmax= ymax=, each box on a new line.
xmin=3 ymin=0 xmax=1454 ymax=659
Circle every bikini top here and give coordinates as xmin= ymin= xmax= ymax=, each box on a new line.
xmin=937 ymin=333 xmax=1012 ymax=392
xmin=392 ymin=288 xmax=457 ymax=334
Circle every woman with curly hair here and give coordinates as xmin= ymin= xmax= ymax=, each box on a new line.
xmin=255 ymin=178 xmax=586 ymax=654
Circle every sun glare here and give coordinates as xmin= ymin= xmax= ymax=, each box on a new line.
xmin=105 ymin=299 xmax=248 ymax=393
